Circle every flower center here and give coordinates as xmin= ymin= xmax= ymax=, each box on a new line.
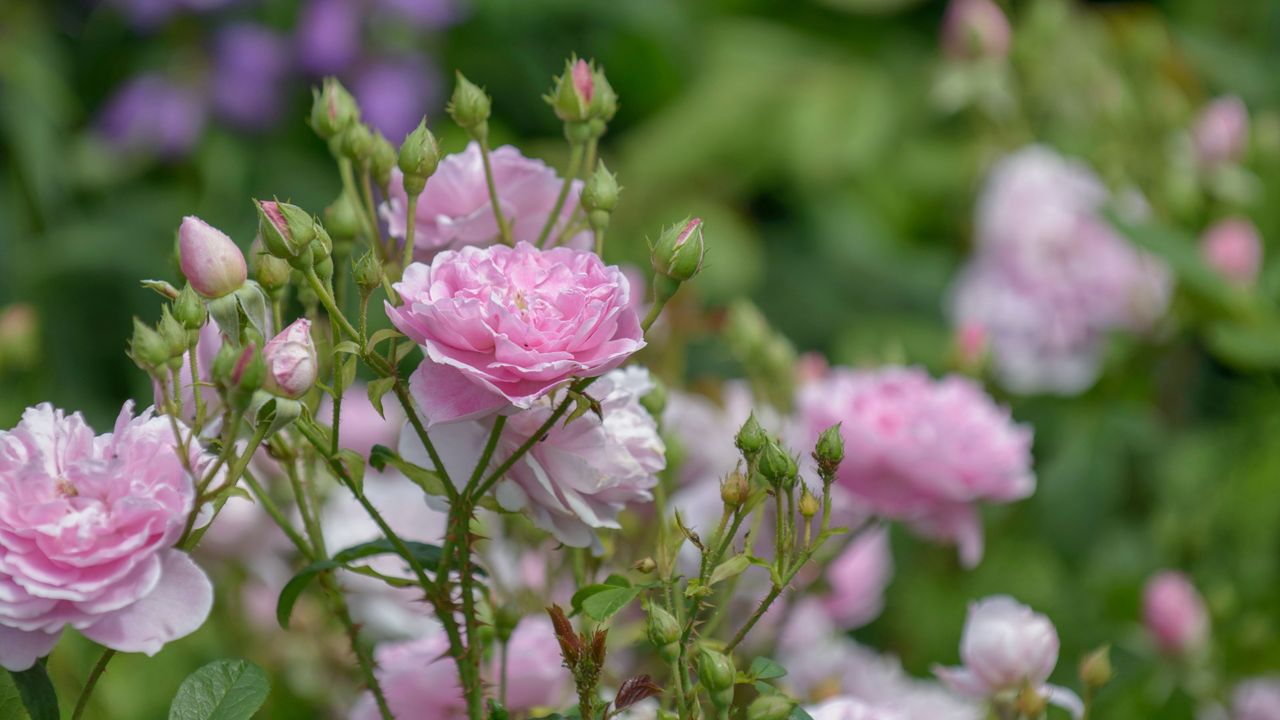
xmin=55 ymin=477 xmax=79 ymax=498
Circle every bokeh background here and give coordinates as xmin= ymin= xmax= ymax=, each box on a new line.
xmin=2 ymin=0 xmax=1280 ymax=717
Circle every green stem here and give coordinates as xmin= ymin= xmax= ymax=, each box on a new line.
xmin=188 ymin=346 xmax=205 ymax=433
xmin=319 ymin=573 xmax=394 ymax=720
xmin=304 ymin=268 xmax=362 ymax=342
xmin=536 ymin=142 xmax=584 ymax=248
xmin=402 ymin=193 xmax=420 ymax=274
xmin=389 ymin=380 xmax=457 ymax=501
xmin=71 ymin=649 xmax=116 ymax=720
xmin=479 ymin=140 xmax=514 ymax=246
xmin=241 ymin=470 xmax=312 ymax=554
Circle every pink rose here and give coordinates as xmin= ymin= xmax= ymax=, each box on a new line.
xmin=941 ymin=0 xmax=1011 ymax=61
xmin=794 ymin=366 xmax=1034 ymax=567
xmin=822 ymin=526 xmax=893 ymax=631
xmin=808 ymin=697 xmax=905 ymax=720
xmin=1195 ymin=96 xmax=1249 ymax=169
xmin=934 ymin=596 xmax=1082 ymax=718
xmin=380 ymin=142 xmax=590 ymax=261
xmin=1201 ymin=217 xmax=1263 ymax=286
xmin=402 ymin=367 xmax=663 ymax=549
xmin=497 ymin=616 xmax=572 ymax=712
xmin=349 ymin=626 xmax=465 ymax=720
xmin=1143 ymin=570 xmax=1209 ymax=657
xmin=388 ymin=242 xmax=645 ymax=426
xmin=262 ymin=318 xmax=318 ymax=398
xmin=1232 ymin=677 xmax=1280 ymax=720
xmin=0 ymin=402 xmax=215 ymax=671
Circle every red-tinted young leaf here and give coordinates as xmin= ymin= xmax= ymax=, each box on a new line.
xmin=546 ymin=605 xmax=582 ymax=666
xmin=615 ymin=674 xmax=662 ymax=711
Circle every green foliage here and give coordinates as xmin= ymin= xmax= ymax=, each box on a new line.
xmin=4 ymin=665 xmax=57 ymax=720
xmin=168 ymin=660 xmax=270 ymax=720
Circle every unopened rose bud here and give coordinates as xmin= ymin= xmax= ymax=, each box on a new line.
xmin=747 ymin=694 xmax=794 ymax=720
xmin=1143 ymin=571 xmax=1209 ymax=657
xmin=720 ymin=472 xmax=749 ymax=509
xmin=253 ymin=242 xmax=293 ymax=293
xmin=589 ymin=65 xmax=618 ymax=123
xmin=354 ymin=250 xmax=384 ymax=295
xmin=173 ymin=285 xmax=207 ymax=330
xmin=340 ymin=122 xmax=374 ymax=165
xmin=1201 ymin=217 xmax=1262 ymax=286
xmin=581 ymin=161 xmax=620 ymax=233
xmin=1015 ymin=686 xmax=1047 ymax=717
xmin=633 ymin=557 xmax=657 ymax=574
xmin=130 ymin=318 xmax=170 ymax=370
xmin=697 ymin=646 xmax=736 ymax=710
xmin=370 ymin=131 xmax=396 ymax=189
xmin=448 ymin=72 xmax=491 ymax=139
xmin=493 ymin=605 xmax=520 ymax=643
xmin=1079 ymin=645 xmax=1113 ymax=689
xmin=262 ymin=319 xmax=318 ymax=399
xmin=814 ymin=423 xmax=845 ymax=477
xmin=735 ymin=413 xmax=767 ymax=457
xmin=179 ymin=216 xmax=248 ymax=299
xmin=1194 ymin=96 xmax=1249 ymax=169
xmin=798 ymin=485 xmax=820 ymax=519
xmin=651 ymin=217 xmax=705 ymax=283
xmin=548 ymin=57 xmax=593 ymax=123
xmin=640 ymin=377 xmax=666 ymax=419
xmin=646 ymin=605 xmax=681 ymax=664
xmin=310 ymin=77 xmax=359 ymax=140
xmin=941 ymin=0 xmax=1011 ymax=61
xmin=256 ymin=199 xmax=316 ymax=262
xmin=759 ymin=438 xmax=797 ymax=485
xmin=158 ymin=306 xmax=188 ymax=359
xmin=398 ymin=119 xmax=442 ymax=196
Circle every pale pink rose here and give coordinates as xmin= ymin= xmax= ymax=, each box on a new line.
xmin=318 ymin=383 xmax=406 ymax=459
xmin=388 ymin=242 xmax=645 ymax=426
xmin=0 ymin=402 xmax=215 ymax=670
xmin=1201 ymin=217 xmax=1263 ymax=286
xmin=794 ymin=367 xmax=1034 ymax=567
xmin=934 ymin=596 xmax=1082 ymax=718
xmin=822 ymin=527 xmax=893 ymax=630
xmin=1143 ymin=570 xmax=1209 ymax=657
xmin=402 ymin=367 xmax=663 ymax=549
xmin=1232 ymin=677 xmax=1280 ymax=720
xmin=380 ymin=142 xmax=590 ymax=261
xmin=179 ymin=215 xmax=247 ymax=298
xmin=496 ymin=616 xmax=572 ymax=712
xmin=941 ymin=0 xmax=1010 ymax=61
xmin=808 ymin=697 xmax=905 ymax=720
xmin=350 ymin=625 xmax=465 ymax=720
xmin=262 ymin=318 xmax=318 ymax=398
xmin=1195 ymin=96 xmax=1250 ymax=169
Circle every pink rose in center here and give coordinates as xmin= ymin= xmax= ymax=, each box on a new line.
xmin=388 ymin=242 xmax=645 ymax=426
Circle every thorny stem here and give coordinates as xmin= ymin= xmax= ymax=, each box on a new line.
xmin=473 ymin=378 xmax=597 ymax=499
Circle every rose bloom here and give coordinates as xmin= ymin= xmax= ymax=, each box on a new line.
xmin=808 ymin=697 xmax=906 ymax=720
xmin=402 ymin=367 xmax=663 ymax=549
xmin=381 ymin=142 xmax=590 ymax=261
xmin=388 ymin=242 xmax=645 ymax=426
xmin=1201 ymin=217 xmax=1263 ymax=286
xmin=0 ymin=402 xmax=215 ymax=670
xmin=794 ymin=366 xmax=1034 ymax=567
xmin=495 ymin=616 xmax=572 ymax=713
xmin=934 ymin=596 xmax=1082 ymax=718
xmin=1232 ymin=677 xmax=1280 ymax=720
xmin=1143 ymin=570 xmax=1209 ymax=657
xmin=350 ymin=624 xmax=465 ymax=720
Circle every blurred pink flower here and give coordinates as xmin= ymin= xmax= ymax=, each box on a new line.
xmin=1232 ymin=677 xmax=1280 ymax=720
xmin=496 ymin=616 xmax=572 ymax=712
xmin=380 ymin=142 xmax=590 ymax=260
xmin=1195 ymin=96 xmax=1250 ymax=169
xmin=402 ymin=368 xmax=663 ymax=549
xmin=1201 ymin=217 xmax=1262 ymax=286
xmin=318 ymin=383 xmax=406 ymax=459
xmin=1143 ymin=570 xmax=1209 ymax=657
xmin=388 ymin=242 xmax=645 ymax=426
xmin=808 ymin=697 xmax=905 ymax=720
xmin=0 ymin=403 xmax=215 ymax=670
xmin=350 ymin=625 xmax=465 ymax=720
xmin=179 ymin=216 xmax=248 ymax=298
xmin=934 ymin=596 xmax=1081 ymax=718
xmin=940 ymin=0 xmax=1011 ymax=61
xmin=262 ymin=318 xmax=318 ymax=399
xmin=822 ymin=527 xmax=893 ymax=630
xmin=794 ymin=366 xmax=1034 ymax=567
xmin=949 ymin=146 xmax=1171 ymax=395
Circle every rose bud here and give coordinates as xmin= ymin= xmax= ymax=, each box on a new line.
xmin=748 ymin=695 xmax=795 ymax=720
xmin=129 ymin=317 xmax=170 ymax=370
xmin=262 ymin=318 xmax=318 ymax=399
xmin=310 ymin=76 xmax=359 ymax=140
xmin=1194 ymin=96 xmax=1250 ymax=169
xmin=397 ymin=119 xmax=442 ymax=196
xmin=370 ymin=130 xmax=396 ymax=189
xmin=736 ymin=412 xmax=767 ymax=457
xmin=448 ymin=72 xmax=492 ymax=139
xmin=173 ymin=285 xmax=208 ymax=331
xmin=651 ymin=217 xmax=706 ymax=283
xmin=179 ymin=216 xmax=248 ymax=299
xmin=814 ymin=422 xmax=845 ymax=477
xmin=255 ymin=199 xmax=316 ymax=262
xmin=548 ymin=57 xmax=593 ymax=123
xmin=696 ymin=646 xmax=736 ymax=711
xmin=941 ymin=0 xmax=1011 ymax=61
xmin=589 ymin=65 xmax=618 ymax=123
xmin=1201 ymin=217 xmax=1262 ymax=286
xmin=1143 ymin=571 xmax=1209 ymax=657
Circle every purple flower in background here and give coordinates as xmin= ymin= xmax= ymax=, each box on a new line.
xmin=295 ymin=0 xmax=362 ymax=76
xmin=96 ymin=74 xmax=206 ymax=158
xmin=212 ymin=24 xmax=291 ymax=130
xmin=105 ymin=0 xmax=234 ymax=29
xmin=374 ymin=0 xmax=464 ymax=28
xmin=353 ymin=55 xmax=441 ymax=143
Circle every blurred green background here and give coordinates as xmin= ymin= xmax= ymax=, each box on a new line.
xmin=3 ymin=0 xmax=1280 ymax=717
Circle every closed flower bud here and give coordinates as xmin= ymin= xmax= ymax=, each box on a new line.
xmin=130 ymin=318 xmax=170 ymax=370
xmin=547 ymin=58 xmax=593 ymax=123
xmin=253 ymin=243 xmax=293 ymax=293
xmin=398 ymin=119 xmax=442 ymax=196
xmin=646 ymin=605 xmax=681 ymax=652
xmin=340 ymin=122 xmax=374 ymax=165
xmin=227 ymin=343 xmax=265 ymax=410
xmin=354 ymin=250 xmax=384 ymax=295
xmin=1079 ymin=645 xmax=1112 ymax=689
xmin=814 ymin=423 xmax=845 ymax=477
xmin=173 ymin=285 xmax=207 ymax=330
xmin=798 ymin=485 xmax=820 ymax=519
xmin=632 ymin=557 xmax=657 ymax=574
xmin=1015 ymin=686 xmax=1048 ymax=717
xmin=262 ymin=319 xmax=318 ymax=399
xmin=312 ymin=222 xmax=333 ymax=261
xmin=370 ymin=131 xmax=396 ymax=189
xmin=310 ymin=77 xmax=359 ymax=140
xmin=697 ymin=646 xmax=736 ymax=709
xmin=448 ymin=72 xmax=491 ymax=137
xmin=651 ymin=217 xmax=705 ymax=283
xmin=759 ymin=438 xmax=798 ymax=485
xmin=158 ymin=306 xmax=188 ymax=359
xmin=581 ymin=162 xmax=620 ymax=213
xmin=589 ymin=66 xmax=618 ymax=122
xmin=747 ymin=694 xmax=794 ymax=720
xmin=1143 ymin=571 xmax=1209 ymax=657
xmin=735 ymin=412 xmax=767 ymax=457
xmin=256 ymin=200 xmax=316 ymax=261
xmin=720 ymin=472 xmax=749 ymax=509
xmin=179 ymin=216 xmax=248 ymax=299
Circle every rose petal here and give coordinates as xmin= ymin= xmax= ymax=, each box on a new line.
xmin=79 ymin=550 xmax=212 ymax=655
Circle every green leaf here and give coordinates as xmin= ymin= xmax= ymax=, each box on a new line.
xmin=332 ymin=340 xmax=361 ymax=356
xmin=788 ymin=704 xmax=815 ymax=720
xmin=0 ymin=668 xmax=26 ymax=720
xmin=168 ymin=659 xmax=270 ymax=720
xmin=708 ymin=555 xmax=751 ymax=586
xmin=581 ymin=586 xmax=643 ymax=623
xmin=1205 ymin=319 xmax=1280 ymax=370
xmin=569 ymin=584 xmax=614 ymax=617
xmin=365 ymin=445 xmax=449 ymax=497
xmin=336 ymin=355 xmax=358 ymax=393
xmin=748 ymin=656 xmax=787 ymax=680
xmin=366 ymin=328 xmax=404 ymax=351
xmin=6 ymin=664 xmax=57 ymax=720
xmin=275 ymin=560 xmax=341 ymax=628
xmin=603 ymin=573 xmax=631 ymax=588
xmin=337 ymin=449 xmax=366 ymax=495
xmin=366 ymin=377 xmax=396 ymax=419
